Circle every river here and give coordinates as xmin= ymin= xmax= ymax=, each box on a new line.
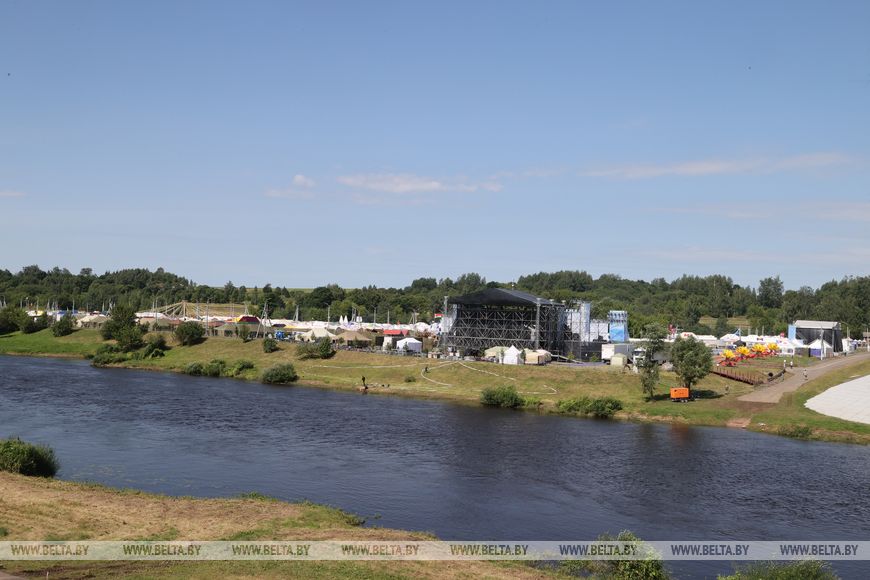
xmin=1 ymin=356 xmax=869 ymax=578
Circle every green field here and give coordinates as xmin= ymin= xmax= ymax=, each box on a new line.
xmin=1 ymin=329 xmax=868 ymax=444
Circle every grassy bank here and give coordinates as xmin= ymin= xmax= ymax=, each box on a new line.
xmin=1 ymin=329 xmax=869 ymax=444
xmin=0 ymin=471 xmax=557 ymax=580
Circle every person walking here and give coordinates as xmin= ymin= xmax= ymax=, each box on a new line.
xmin=803 ymin=369 xmax=808 ymax=381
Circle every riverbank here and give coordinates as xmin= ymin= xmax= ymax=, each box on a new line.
xmin=2 ymin=329 xmax=869 ymax=444
xmin=0 ymin=472 xmax=557 ymax=580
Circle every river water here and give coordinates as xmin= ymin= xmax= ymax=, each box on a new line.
xmin=1 ymin=356 xmax=869 ymax=578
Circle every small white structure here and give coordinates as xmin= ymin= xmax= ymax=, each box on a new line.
xmin=502 ymin=345 xmax=524 ymax=365
xmin=522 ymin=349 xmax=552 ymax=365
xmin=610 ymin=353 xmax=628 ymax=368
xmin=396 ymin=337 xmax=423 ymax=353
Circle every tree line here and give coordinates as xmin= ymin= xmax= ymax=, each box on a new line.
xmin=1 ymin=266 xmax=868 ymax=338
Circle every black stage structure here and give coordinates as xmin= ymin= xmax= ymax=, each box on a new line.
xmin=442 ymin=288 xmax=576 ymax=356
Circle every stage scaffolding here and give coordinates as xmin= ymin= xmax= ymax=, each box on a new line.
xmin=441 ymin=289 xmax=566 ymax=355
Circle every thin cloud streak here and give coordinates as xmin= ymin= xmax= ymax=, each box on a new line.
xmin=655 ymin=201 xmax=870 ymax=223
xmin=337 ymin=173 xmax=502 ymax=194
xmin=580 ymin=152 xmax=853 ymax=179
xmin=0 ymin=190 xmax=26 ymax=197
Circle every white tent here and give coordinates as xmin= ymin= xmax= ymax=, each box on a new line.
xmin=297 ymin=327 xmax=337 ymax=342
xmin=396 ymin=337 xmax=423 ymax=353
xmin=522 ymin=348 xmax=552 ymax=365
xmin=502 ymin=345 xmax=524 ymax=365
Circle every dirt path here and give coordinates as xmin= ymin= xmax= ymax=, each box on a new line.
xmin=738 ymin=351 xmax=870 ymax=403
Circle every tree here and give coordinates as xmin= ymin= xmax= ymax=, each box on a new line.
xmin=758 ymin=276 xmax=784 ymax=309
xmin=670 ymin=336 xmax=713 ymax=389
xmin=51 ymin=314 xmax=75 ymax=337
xmin=175 ymin=321 xmax=205 ymax=346
xmin=101 ymin=304 xmax=138 ymax=341
xmin=638 ymin=323 xmax=667 ymax=401
xmin=0 ymin=306 xmax=27 ymax=334
xmin=262 ymin=337 xmax=279 ymax=353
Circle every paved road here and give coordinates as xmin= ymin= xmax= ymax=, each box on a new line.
xmin=805 ymin=374 xmax=870 ymax=424
xmin=738 ymin=351 xmax=870 ymax=403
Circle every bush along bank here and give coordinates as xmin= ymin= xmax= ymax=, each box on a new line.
xmin=556 ymin=396 xmax=624 ymax=419
xmin=0 ymin=438 xmax=59 ymax=477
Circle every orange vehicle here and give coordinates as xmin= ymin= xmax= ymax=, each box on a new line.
xmin=670 ymin=387 xmax=691 ymax=402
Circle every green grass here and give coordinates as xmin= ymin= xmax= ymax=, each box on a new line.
xmin=0 ymin=328 xmax=103 ymax=356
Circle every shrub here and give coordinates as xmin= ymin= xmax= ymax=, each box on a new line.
xmin=226 ymin=359 xmax=255 ymax=377
xmin=777 ymin=424 xmax=813 ymax=440
xmin=404 ymin=375 xmax=416 ymax=383
xmin=204 ymin=359 xmax=227 ymax=377
xmin=175 ymin=321 xmax=205 ymax=346
xmin=142 ymin=334 xmax=168 ymax=359
xmin=261 ymin=363 xmax=299 ymax=384
xmin=91 ymin=350 xmax=130 ymax=366
xmin=262 ymin=337 xmax=279 ymax=353
xmin=480 ymin=385 xmax=524 ymax=408
xmin=0 ymin=438 xmax=59 ymax=477
xmin=114 ymin=324 xmax=145 ymax=351
xmin=0 ymin=305 xmax=27 ymax=334
xmin=556 ymin=396 xmax=623 ymax=418
xmin=560 ymin=530 xmax=669 ymax=580
xmin=522 ymin=396 xmax=542 ymax=408
xmin=297 ymin=338 xmax=336 ymax=360
xmin=51 ymin=314 xmax=76 ymax=337
xmin=183 ymin=362 xmax=205 ymax=376
xmin=22 ymin=314 xmax=50 ymax=334
xmin=718 ymin=560 xmax=837 ymax=580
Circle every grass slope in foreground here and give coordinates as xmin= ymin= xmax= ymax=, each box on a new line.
xmin=0 ymin=471 xmax=557 ymax=580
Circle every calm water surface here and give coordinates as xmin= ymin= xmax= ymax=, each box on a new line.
xmin=1 ymin=356 xmax=869 ymax=579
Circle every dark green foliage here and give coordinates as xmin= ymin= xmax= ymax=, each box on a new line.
xmin=203 ymin=359 xmax=227 ymax=377
xmin=100 ymin=304 xmax=145 ymax=351
xmin=718 ymin=560 xmax=837 ymax=580
xmin=100 ymin=304 xmax=137 ymax=340
xmin=480 ymin=385 xmax=524 ymax=408
xmin=0 ymin=305 xmax=27 ymax=334
xmin=142 ymin=334 xmax=168 ymax=359
xmin=174 ymin=321 xmax=205 ymax=346
xmin=777 ymin=424 xmax=813 ymax=440
xmin=22 ymin=313 xmax=51 ymax=334
xmin=404 ymin=375 xmax=416 ymax=383
xmin=51 ymin=313 xmax=76 ymax=337
xmin=318 ymin=337 xmax=335 ymax=359
xmin=261 ymin=363 xmax=299 ymax=384
xmin=560 ymin=531 xmax=669 ymax=580
xmin=183 ymin=362 xmax=205 ymax=376
xmin=91 ymin=344 xmax=130 ymax=366
xmin=0 ymin=438 xmax=59 ymax=477
xmin=114 ymin=324 xmax=145 ymax=352
xmin=671 ymin=336 xmax=713 ymax=388
xmin=297 ymin=338 xmax=336 ymax=360
xmin=262 ymin=337 xmax=279 ymax=353
xmin=556 ymin=396 xmax=623 ymax=418
xmin=639 ymin=323 xmax=667 ymax=401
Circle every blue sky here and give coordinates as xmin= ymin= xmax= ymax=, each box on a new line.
xmin=1 ymin=1 xmax=868 ymax=290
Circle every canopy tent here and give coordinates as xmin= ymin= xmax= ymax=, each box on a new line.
xmin=522 ymin=348 xmax=552 ymax=365
xmin=484 ymin=346 xmax=509 ymax=360
xmin=396 ymin=337 xmax=423 ymax=353
xmin=502 ymin=345 xmax=524 ymax=365
xmin=297 ymin=327 xmax=337 ymax=342
xmin=335 ymin=329 xmax=373 ymax=344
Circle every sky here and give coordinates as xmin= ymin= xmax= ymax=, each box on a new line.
xmin=1 ymin=1 xmax=869 ymax=291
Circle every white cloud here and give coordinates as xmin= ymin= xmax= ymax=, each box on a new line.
xmin=0 ymin=190 xmax=25 ymax=197
xmin=292 ymin=174 xmax=316 ymax=188
xmin=337 ymin=173 xmax=502 ymax=194
xmin=580 ymin=152 xmax=853 ymax=179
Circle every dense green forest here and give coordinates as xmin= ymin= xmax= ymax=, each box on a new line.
xmin=1 ymin=266 xmax=868 ymax=338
